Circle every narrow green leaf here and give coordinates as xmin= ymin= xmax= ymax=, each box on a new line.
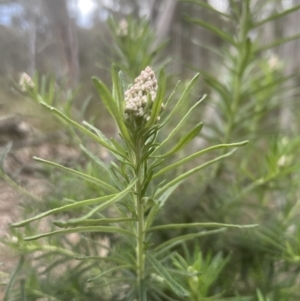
xmin=160 ymin=73 xmax=200 ymax=128
xmin=256 ymin=32 xmax=300 ymax=53
xmin=54 ymin=217 xmax=137 ymax=228
xmin=82 ymin=121 xmax=113 ymax=147
xmin=155 ymin=150 xmax=236 ymax=199
xmin=167 ymin=266 xmax=202 ymax=278
xmin=33 ymin=156 xmax=118 ymax=193
xmin=148 ymin=222 xmax=258 ymax=232
xmin=89 ymin=277 xmax=135 ymax=289
xmin=154 ymin=229 xmax=227 ymax=255
xmin=238 ymin=38 xmax=252 ymax=77
xmin=14 ymin=181 xmax=137 ymax=231
xmin=118 ymin=71 xmax=126 ymax=97
xmin=92 ymin=77 xmax=133 ymax=147
xmin=145 ymin=68 xmax=166 ymax=129
xmin=55 ymin=178 xmax=137 ymax=225
xmin=256 ymin=231 xmax=286 ymax=252
xmin=252 ymin=0 xmax=269 ymax=16
xmin=3 ymin=256 xmax=24 ymax=301
xmin=79 ymin=95 xmax=92 ymax=119
xmin=93 ymin=77 xmax=116 ymax=117
xmin=190 ymin=38 xmax=225 ymax=58
xmin=155 ymin=181 xmax=184 ymax=209
xmin=153 ymin=141 xmax=248 ymax=179
xmin=111 ymin=161 xmax=126 ymax=180
xmin=229 ymin=0 xmax=240 ymax=19
xmin=147 ymin=253 xmax=190 ymax=298
xmin=185 ymin=15 xmax=236 ymax=45
xmin=40 ymin=75 xmax=46 ymax=97
xmin=24 ymin=226 xmax=134 ymax=241
xmin=155 ymin=95 xmax=206 ymax=153
xmin=172 ymin=253 xmax=190 ymax=270
xmin=201 ymin=71 xmax=231 ymax=105
xmin=112 ymin=65 xmax=125 ymax=116
xmin=109 ymin=166 xmax=126 ymax=190
xmin=23 ymin=290 xmax=61 ymax=301
xmin=87 ymin=264 xmax=133 ymax=282
xmin=47 ymin=77 xmax=55 ymax=105
xmin=148 ymin=158 xmax=164 ymax=174
xmin=181 ymin=0 xmax=231 ymax=19
xmin=40 ymin=102 xmax=120 ymax=155
xmin=80 ymin=144 xmax=110 ymax=174
xmin=110 ymin=138 xmax=128 ymax=158
xmin=144 ymin=204 xmax=160 ymax=231
xmin=253 ymin=4 xmax=300 ymax=28
xmin=11 ymin=194 xmax=115 ymax=227
xmin=156 ymin=122 xmax=203 ymax=158
xmin=164 ymin=80 xmax=180 ymax=108
xmin=141 ymin=170 xmax=153 ymax=195
xmin=75 ymin=255 xmax=127 ymax=265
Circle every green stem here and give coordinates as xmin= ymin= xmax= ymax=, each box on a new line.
xmin=134 ymin=139 xmax=146 ymax=300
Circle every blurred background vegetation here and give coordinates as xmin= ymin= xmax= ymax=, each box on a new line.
xmin=1 ymin=0 xmax=300 ymax=300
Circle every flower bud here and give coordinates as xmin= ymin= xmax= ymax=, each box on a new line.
xmin=124 ymin=66 xmax=163 ymax=123
xmin=19 ymin=72 xmax=34 ymax=91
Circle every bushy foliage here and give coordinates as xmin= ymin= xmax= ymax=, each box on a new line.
xmin=1 ymin=1 xmax=300 ymax=301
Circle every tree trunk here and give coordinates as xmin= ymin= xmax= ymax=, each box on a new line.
xmin=153 ymin=0 xmax=177 ymax=48
xmin=279 ymin=0 xmax=299 ymax=133
xmin=43 ymin=0 xmax=79 ymax=88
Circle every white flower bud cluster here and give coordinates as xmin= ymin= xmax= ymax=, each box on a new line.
xmin=116 ymin=19 xmax=128 ymax=37
xmin=124 ymin=66 xmax=158 ymax=120
xmin=19 ymin=72 xmax=34 ymax=91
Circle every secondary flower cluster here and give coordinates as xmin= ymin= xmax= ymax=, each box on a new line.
xmin=116 ymin=19 xmax=128 ymax=37
xmin=19 ymin=72 xmax=34 ymax=91
xmin=124 ymin=66 xmax=158 ymax=121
